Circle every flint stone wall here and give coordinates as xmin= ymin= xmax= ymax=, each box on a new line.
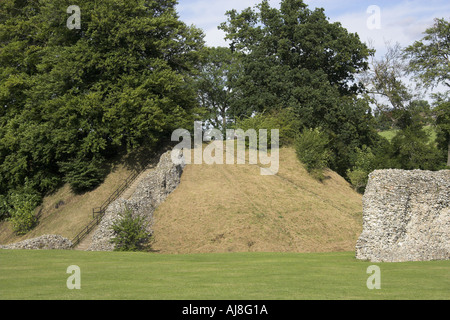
xmin=0 ymin=234 xmax=73 ymax=250
xmin=356 ymin=169 xmax=450 ymax=262
xmin=87 ymin=150 xmax=185 ymax=251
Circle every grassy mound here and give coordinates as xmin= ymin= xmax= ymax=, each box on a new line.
xmin=151 ymin=146 xmax=363 ymax=254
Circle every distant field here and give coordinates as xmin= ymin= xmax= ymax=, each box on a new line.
xmin=379 ymin=125 xmax=437 ymax=142
xmin=0 ymin=250 xmax=448 ymax=300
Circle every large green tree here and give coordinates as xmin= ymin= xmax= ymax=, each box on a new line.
xmin=404 ymin=18 xmax=450 ymax=166
xmin=196 ymin=46 xmax=241 ymax=133
xmin=219 ymin=0 xmax=377 ymax=176
xmin=404 ymin=18 xmax=449 ymax=89
xmin=0 ymin=0 xmax=204 ymax=199
xmin=219 ymin=0 xmax=372 ymax=118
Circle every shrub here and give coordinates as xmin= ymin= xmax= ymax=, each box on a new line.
xmin=346 ymin=146 xmax=376 ymax=193
xmin=295 ymin=128 xmax=331 ymax=175
xmin=235 ymin=108 xmax=301 ymax=148
xmin=8 ymin=191 xmax=41 ymax=235
xmin=110 ymin=206 xmax=151 ymax=252
xmin=0 ymin=194 xmax=11 ymax=221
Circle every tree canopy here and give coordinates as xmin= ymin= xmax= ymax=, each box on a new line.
xmin=218 ymin=0 xmax=378 ymax=176
xmin=404 ymin=18 xmax=450 ymax=89
xmin=219 ymin=0 xmax=372 ymax=118
xmin=0 ymin=0 xmax=204 ymax=196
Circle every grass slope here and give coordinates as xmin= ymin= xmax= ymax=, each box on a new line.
xmin=0 ymin=156 xmax=135 ymax=245
xmin=1 ymin=145 xmax=363 ymax=254
xmin=151 ymin=146 xmax=363 ymax=254
xmin=0 ymin=250 xmax=448 ymax=300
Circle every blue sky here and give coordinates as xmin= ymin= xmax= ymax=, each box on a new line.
xmin=176 ymin=0 xmax=450 ymax=58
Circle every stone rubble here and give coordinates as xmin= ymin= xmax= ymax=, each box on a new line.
xmin=0 ymin=234 xmax=73 ymax=250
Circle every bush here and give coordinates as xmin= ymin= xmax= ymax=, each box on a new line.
xmin=295 ymin=128 xmax=331 ymax=175
xmin=8 ymin=191 xmax=41 ymax=235
xmin=110 ymin=206 xmax=151 ymax=252
xmin=346 ymin=146 xmax=376 ymax=193
xmin=235 ymin=108 xmax=301 ymax=148
xmin=0 ymin=194 xmax=11 ymax=221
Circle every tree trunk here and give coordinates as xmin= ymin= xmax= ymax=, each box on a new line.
xmin=221 ymin=106 xmax=227 ymax=135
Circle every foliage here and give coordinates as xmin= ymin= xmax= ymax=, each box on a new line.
xmin=324 ymin=97 xmax=380 ymax=177
xmin=0 ymin=194 xmax=11 ymax=221
xmin=403 ymin=17 xmax=449 ymax=166
xmin=7 ymin=188 xmax=42 ymax=235
xmin=0 ymin=0 xmax=204 ymax=198
xmin=432 ymin=99 xmax=450 ymax=166
xmin=390 ymin=124 xmax=443 ymax=170
xmin=295 ymin=128 xmax=331 ymax=179
xmin=219 ymin=0 xmax=378 ymax=178
xmin=58 ymin=156 xmax=109 ymax=193
xmin=219 ymin=0 xmax=372 ymax=118
xmin=346 ymin=146 xmax=376 ymax=193
xmin=404 ymin=18 xmax=450 ymax=89
xmin=362 ymin=42 xmax=415 ymax=112
xmin=110 ymin=206 xmax=151 ymax=251
xmin=196 ymin=47 xmax=241 ymax=132
xmin=235 ymin=108 xmax=301 ymax=148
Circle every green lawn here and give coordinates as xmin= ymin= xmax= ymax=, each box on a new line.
xmin=0 ymin=250 xmax=448 ymax=300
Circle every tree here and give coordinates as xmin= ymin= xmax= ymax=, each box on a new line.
xmin=0 ymin=0 xmax=205 ymax=197
xmin=360 ymin=42 xmax=429 ymax=131
xmin=219 ymin=0 xmax=372 ymax=119
xmin=235 ymin=108 xmax=301 ymax=147
xmin=404 ymin=18 xmax=450 ymax=89
xmin=196 ymin=47 xmax=240 ymax=133
xmin=110 ymin=206 xmax=151 ymax=251
xmin=347 ymin=145 xmax=376 ymax=193
xmin=295 ymin=127 xmax=331 ymax=180
xmin=404 ymin=18 xmax=450 ymax=165
xmin=362 ymin=42 xmax=415 ymax=112
xmin=434 ymin=100 xmax=450 ymax=166
xmin=390 ymin=124 xmax=442 ymax=170
xmin=6 ymin=181 xmax=42 ymax=235
xmin=219 ymin=0 xmax=378 ymax=177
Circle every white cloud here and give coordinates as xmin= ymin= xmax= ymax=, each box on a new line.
xmin=177 ymin=0 xmax=279 ymax=47
xmin=333 ymin=1 xmax=450 ymax=58
xmin=203 ymin=27 xmax=229 ymax=48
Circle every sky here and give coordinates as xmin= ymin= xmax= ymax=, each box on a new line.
xmin=176 ymin=0 xmax=450 ymax=98
xmin=176 ymin=0 xmax=450 ymax=57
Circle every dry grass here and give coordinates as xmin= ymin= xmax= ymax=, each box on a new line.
xmin=151 ymin=144 xmax=363 ymax=254
xmin=0 ymin=160 xmax=134 ymax=245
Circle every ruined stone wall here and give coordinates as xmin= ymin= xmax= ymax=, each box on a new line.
xmin=356 ymin=169 xmax=449 ymax=262
xmin=87 ymin=150 xmax=185 ymax=251
xmin=0 ymin=234 xmax=73 ymax=250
